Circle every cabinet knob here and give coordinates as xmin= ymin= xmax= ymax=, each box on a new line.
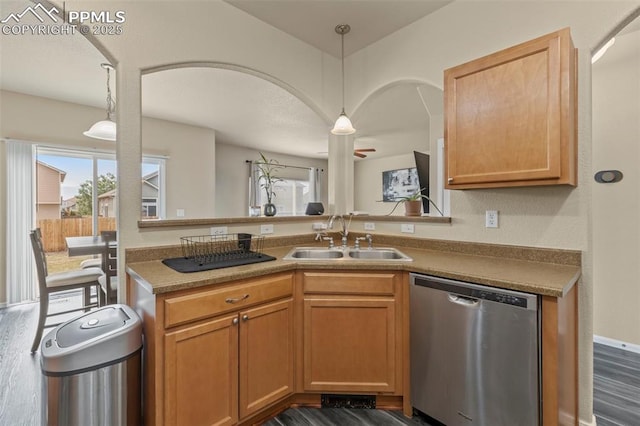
xmin=448 ymin=177 xmax=454 ymax=183
xmin=232 ymin=317 xmax=239 ymax=325
xmin=242 ymin=314 xmax=249 ymax=322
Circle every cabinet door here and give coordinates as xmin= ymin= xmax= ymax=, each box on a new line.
xmin=303 ymin=297 xmax=396 ymax=393
xmin=239 ymin=298 xmax=294 ymax=419
xmin=445 ymin=28 xmax=576 ymax=189
xmin=165 ymin=314 xmax=239 ymax=426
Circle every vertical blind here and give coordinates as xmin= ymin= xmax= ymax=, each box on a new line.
xmin=5 ymin=140 xmax=36 ymax=304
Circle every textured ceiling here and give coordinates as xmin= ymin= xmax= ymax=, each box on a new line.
xmin=224 ymin=0 xmax=452 ymax=57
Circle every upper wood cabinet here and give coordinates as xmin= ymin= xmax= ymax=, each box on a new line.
xmin=444 ymin=28 xmax=577 ymax=189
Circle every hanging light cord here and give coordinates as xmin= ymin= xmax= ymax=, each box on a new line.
xmin=340 ymin=30 xmax=345 ymax=113
xmin=105 ymin=65 xmax=115 ymax=121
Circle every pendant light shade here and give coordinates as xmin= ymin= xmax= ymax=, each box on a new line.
xmin=83 ymin=119 xmax=116 ymax=141
xmin=332 ymin=109 xmax=355 ymax=135
xmin=331 ymin=24 xmax=355 ymax=136
xmin=84 ymin=63 xmax=116 ymax=141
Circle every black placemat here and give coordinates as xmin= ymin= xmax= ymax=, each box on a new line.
xmin=162 ymin=253 xmax=276 ymax=273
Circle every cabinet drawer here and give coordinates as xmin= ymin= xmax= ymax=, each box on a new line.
xmin=303 ymin=272 xmax=396 ymax=296
xmin=164 ymin=273 xmax=293 ymax=328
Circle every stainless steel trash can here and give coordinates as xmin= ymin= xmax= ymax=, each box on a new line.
xmin=41 ymin=304 xmax=142 ymax=426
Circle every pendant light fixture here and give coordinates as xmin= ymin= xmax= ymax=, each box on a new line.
xmin=84 ymin=63 xmax=116 ymax=141
xmin=331 ymin=24 xmax=356 ymax=135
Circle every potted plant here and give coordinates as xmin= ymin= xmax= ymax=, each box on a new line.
xmin=256 ymin=152 xmax=282 ymax=216
xmin=388 ymin=188 xmax=444 ymax=217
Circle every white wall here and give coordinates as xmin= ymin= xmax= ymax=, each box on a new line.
xmin=354 ymin=153 xmax=417 ymax=215
xmin=142 ymin=116 xmax=216 ymax=220
xmin=592 ymin=29 xmax=640 ymax=345
xmin=215 ymin=143 xmax=328 ymax=217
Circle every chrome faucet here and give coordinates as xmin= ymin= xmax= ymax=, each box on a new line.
xmin=328 ymin=214 xmax=350 ymax=248
xmin=354 ymin=234 xmax=373 ymax=250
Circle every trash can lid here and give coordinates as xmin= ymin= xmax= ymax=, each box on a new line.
xmin=41 ymin=304 xmax=142 ymax=375
xmin=57 ymin=306 xmax=127 ymax=348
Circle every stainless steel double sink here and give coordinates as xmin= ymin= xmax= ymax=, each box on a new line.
xmin=282 ymin=247 xmax=412 ymax=261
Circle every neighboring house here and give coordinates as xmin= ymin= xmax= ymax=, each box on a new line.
xmin=61 ymin=196 xmax=77 ymax=216
xmin=97 ymin=171 xmax=159 ymax=218
xmin=141 ymin=171 xmax=159 ymax=219
xmin=35 ymin=160 xmax=65 ymax=221
xmin=97 ymin=189 xmax=116 ymax=218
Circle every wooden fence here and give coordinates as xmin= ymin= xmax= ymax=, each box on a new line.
xmin=37 ymin=217 xmax=116 ymax=252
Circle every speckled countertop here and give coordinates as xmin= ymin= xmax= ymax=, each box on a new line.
xmin=126 ymin=235 xmax=581 ymax=298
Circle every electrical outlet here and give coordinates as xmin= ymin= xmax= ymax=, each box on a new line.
xmin=364 ymin=222 xmax=375 ymax=231
xmin=210 ymin=226 xmax=228 ymax=236
xmin=401 ymin=224 xmax=415 ymax=234
xmin=485 ymin=210 xmax=499 ymax=228
xmin=260 ymin=224 xmax=274 ymax=234
xmin=176 ymin=209 xmax=185 ymax=217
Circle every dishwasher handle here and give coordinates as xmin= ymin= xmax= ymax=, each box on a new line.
xmin=447 ymin=294 xmax=479 ymax=306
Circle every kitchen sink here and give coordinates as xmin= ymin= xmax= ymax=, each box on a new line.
xmin=283 ymin=247 xmax=411 ymax=261
xmin=283 ymin=247 xmax=344 ymax=260
xmin=348 ymin=248 xmax=412 ymax=261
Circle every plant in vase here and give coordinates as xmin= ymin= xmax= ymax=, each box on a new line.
xmin=387 ymin=188 xmax=444 ymax=217
xmin=256 ymin=152 xmax=282 ymax=216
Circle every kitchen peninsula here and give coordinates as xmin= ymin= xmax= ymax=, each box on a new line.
xmin=127 ymin=233 xmax=579 ymax=426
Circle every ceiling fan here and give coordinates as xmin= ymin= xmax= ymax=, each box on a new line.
xmin=317 ymin=147 xmax=376 ymax=158
xmin=354 ymin=148 xmax=376 ymax=158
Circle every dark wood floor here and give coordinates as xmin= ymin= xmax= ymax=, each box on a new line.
xmin=263 ymin=407 xmax=432 ymax=426
xmin=1 ymin=298 xmax=638 ymax=425
xmin=593 ymin=342 xmax=640 ymax=426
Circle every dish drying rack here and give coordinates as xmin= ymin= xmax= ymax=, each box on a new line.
xmin=180 ymin=233 xmax=266 ymax=266
xmin=163 ymin=233 xmax=275 ymax=273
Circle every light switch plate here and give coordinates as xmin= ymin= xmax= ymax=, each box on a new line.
xmin=401 ymin=224 xmax=415 ymax=234
xmin=364 ymin=222 xmax=375 ymax=231
xmin=210 ymin=226 xmax=228 ymax=236
xmin=260 ymin=224 xmax=274 ymax=234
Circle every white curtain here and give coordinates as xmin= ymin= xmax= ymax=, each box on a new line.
xmin=5 ymin=140 xmax=35 ymax=304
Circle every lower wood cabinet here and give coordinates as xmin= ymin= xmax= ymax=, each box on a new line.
xmin=303 ymin=297 xmax=396 ymax=392
xmin=164 ymin=298 xmax=294 ymax=425
xmin=132 ymin=272 xmax=295 ymax=426
xmin=299 ymin=271 xmax=405 ymax=395
xmin=165 ymin=314 xmax=239 ymax=426
xmin=239 ymin=299 xmax=294 ymax=419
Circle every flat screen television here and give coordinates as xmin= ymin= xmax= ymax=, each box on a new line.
xmin=413 ymin=151 xmax=430 ymax=214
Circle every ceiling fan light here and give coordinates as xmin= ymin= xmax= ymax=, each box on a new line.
xmin=331 ymin=110 xmax=356 ymax=135
xmin=83 ymin=119 xmax=116 ymax=141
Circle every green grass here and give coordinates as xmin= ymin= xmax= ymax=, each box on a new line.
xmin=45 ymin=251 xmax=95 ymax=274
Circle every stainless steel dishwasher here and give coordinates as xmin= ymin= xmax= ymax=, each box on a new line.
xmin=410 ymin=273 xmax=540 ymax=426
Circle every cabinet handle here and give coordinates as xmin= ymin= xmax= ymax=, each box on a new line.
xmin=225 ymin=294 xmax=249 ymax=304
xmin=448 ymin=177 xmax=454 ymax=183
xmin=232 ymin=317 xmax=239 ymax=325
xmin=242 ymin=314 xmax=249 ymax=322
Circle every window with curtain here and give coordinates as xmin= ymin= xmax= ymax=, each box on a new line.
xmin=249 ymin=162 xmax=323 ymax=216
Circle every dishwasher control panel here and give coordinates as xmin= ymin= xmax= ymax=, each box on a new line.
xmin=410 ymin=273 xmax=538 ymax=310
